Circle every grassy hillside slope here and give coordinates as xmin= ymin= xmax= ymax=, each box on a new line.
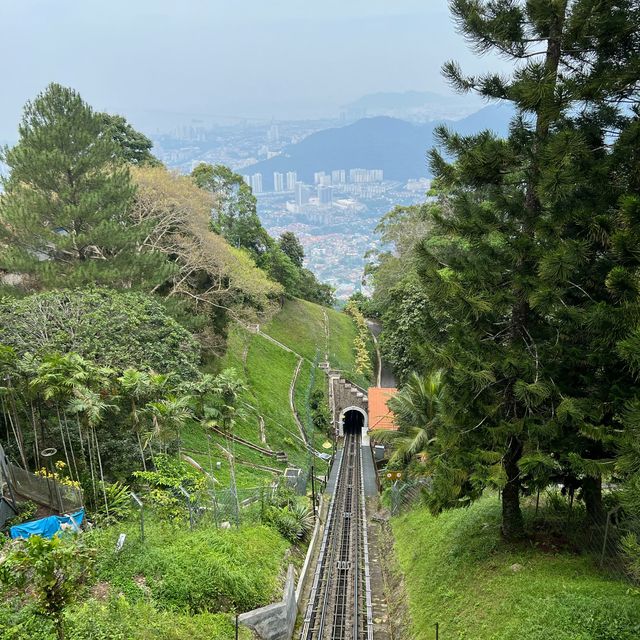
xmin=264 ymin=297 xmax=372 ymax=388
xmin=393 ymin=496 xmax=640 ymax=640
xmin=182 ymin=298 xmax=366 ymax=489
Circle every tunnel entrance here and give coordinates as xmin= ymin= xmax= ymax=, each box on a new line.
xmin=343 ymin=409 xmax=365 ymax=436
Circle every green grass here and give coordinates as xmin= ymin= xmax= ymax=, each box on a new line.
xmin=393 ymin=496 xmax=640 ymax=640
xmin=264 ymin=298 xmax=327 ymax=361
xmin=87 ymin=519 xmax=288 ymax=613
xmin=181 ymin=298 xmax=363 ymax=488
xmin=1 ymin=519 xmax=283 ymax=639
xmin=0 ymin=599 xmax=253 ymax=640
xmin=326 ymin=306 xmax=373 ymax=388
xmin=184 ymin=325 xmax=312 ymax=488
xmin=293 ymin=358 xmax=333 ymax=466
xmin=67 ymin=600 xmax=252 ymax=640
xmin=264 ymin=297 xmax=372 ymax=387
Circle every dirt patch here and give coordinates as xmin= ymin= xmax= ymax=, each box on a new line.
xmin=91 ymin=581 xmax=111 ymax=601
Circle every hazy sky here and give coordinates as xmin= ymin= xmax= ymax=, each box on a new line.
xmin=0 ymin=1 xmax=511 ymax=139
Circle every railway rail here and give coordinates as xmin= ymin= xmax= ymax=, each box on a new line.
xmin=300 ymin=431 xmax=374 ymax=640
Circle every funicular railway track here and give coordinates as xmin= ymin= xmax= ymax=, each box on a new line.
xmin=301 ymin=431 xmax=373 ymax=640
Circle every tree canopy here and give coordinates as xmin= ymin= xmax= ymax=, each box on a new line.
xmin=0 ymin=288 xmax=201 ymax=377
xmin=0 ymin=83 xmax=171 ymax=292
xmin=370 ymin=0 xmax=640 ymax=540
xmin=131 ymin=165 xmax=283 ymax=330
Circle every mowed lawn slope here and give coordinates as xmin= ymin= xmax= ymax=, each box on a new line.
xmin=265 ymin=298 xmax=370 ymax=382
xmin=393 ymin=496 xmax=640 ymax=640
xmin=182 ymin=325 xmax=308 ymax=489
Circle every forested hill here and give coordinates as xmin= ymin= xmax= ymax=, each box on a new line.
xmin=244 ymin=103 xmax=513 ymax=188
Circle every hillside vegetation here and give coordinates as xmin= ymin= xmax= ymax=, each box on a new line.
xmin=0 ymin=83 xmax=363 ymax=640
xmin=393 ymin=497 xmax=640 ymax=640
xmin=180 ymin=297 xmax=369 ymax=490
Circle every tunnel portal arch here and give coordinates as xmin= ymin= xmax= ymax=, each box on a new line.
xmin=338 ymin=406 xmax=369 ymax=445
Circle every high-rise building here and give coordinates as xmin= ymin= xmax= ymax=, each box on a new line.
xmin=331 ymin=169 xmax=346 ymax=184
xmin=349 ymin=168 xmax=383 ymax=183
xmin=295 ymin=182 xmax=311 ymax=206
xmin=273 ymin=172 xmax=284 ymax=192
xmin=267 ymin=124 xmax=280 ymax=144
xmin=286 ymin=171 xmax=297 ymax=191
xmin=250 ymin=173 xmax=263 ymax=194
xmin=314 ymin=171 xmax=329 ymax=185
xmin=317 ymin=185 xmax=333 ymax=206
xmin=242 ymin=175 xmax=250 ymax=186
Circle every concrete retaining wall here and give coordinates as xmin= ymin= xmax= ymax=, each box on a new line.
xmin=295 ymin=495 xmax=326 ymax=608
xmin=239 ymin=564 xmax=297 ymax=640
xmin=238 ymin=494 xmax=330 ymax=639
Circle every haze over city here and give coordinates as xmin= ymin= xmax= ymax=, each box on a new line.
xmin=0 ymin=0 xmax=513 ymax=139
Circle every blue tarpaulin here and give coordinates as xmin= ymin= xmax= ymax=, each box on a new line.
xmin=10 ymin=508 xmax=85 ymax=539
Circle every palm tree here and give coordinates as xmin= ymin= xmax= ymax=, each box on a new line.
xmin=118 ymin=369 xmax=152 ymax=470
xmin=30 ymin=353 xmax=93 ymax=481
xmin=145 ymin=394 xmax=193 ymax=455
xmin=206 ymin=369 xmax=245 ymax=434
xmin=66 ymin=363 xmax=116 ymax=514
xmin=371 ymin=370 xmax=444 ymax=468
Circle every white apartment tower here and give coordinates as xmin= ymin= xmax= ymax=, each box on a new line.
xmin=250 ymin=173 xmax=263 ymax=194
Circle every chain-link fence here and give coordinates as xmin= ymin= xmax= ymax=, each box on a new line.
xmin=0 ymin=444 xmax=83 ymax=515
xmin=522 ymin=491 xmax=640 ymax=583
xmin=387 ymin=478 xmax=431 ymax=516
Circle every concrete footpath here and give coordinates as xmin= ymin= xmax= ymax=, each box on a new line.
xmin=362 ymin=443 xmax=378 ymax=497
xmin=325 ymin=448 xmax=343 ymax=495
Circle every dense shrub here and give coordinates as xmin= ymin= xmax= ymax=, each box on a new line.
xmin=264 ymin=502 xmax=314 ymax=543
xmin=0 ymin=288 xmax=200 ymax=377
xmin=0 ymin=598 xmax=252 ymax=640
xmin=67 ymin=598 xmax=252 ymax=640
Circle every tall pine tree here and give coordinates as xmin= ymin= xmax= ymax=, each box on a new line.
xmin=413 ymin=0 xmax=640 ymax=538
xmin=0 ymin=83 xmax=171 ymax=291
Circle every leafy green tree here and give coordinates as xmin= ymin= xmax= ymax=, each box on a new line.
xmin=0 ymin=288 xmax=201 ymax=377
xmin=99 ymin=113 xmax=160 ymax=166
xmin=0 ymin=534 xmax=94 ymax=640
xmin=131 ymin=165 xmax=283 ymax=330
xmin=278 ymin=231 xmax=304 ymax=268
xmin=258 ymin=247 xmax=300 ymax=297
xmin=0 ymin=83 xmax=170 ymax=291
xmin=191 ymin=163 xmax=271 ymax=255
xmin=295 ymin=268 xmax=336 ymax=307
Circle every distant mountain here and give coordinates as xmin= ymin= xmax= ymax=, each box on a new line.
xmin=244 ymin=103 xmax=513 ymax=189
xmin=342 ymin=90 xmax=483 ymax=122
xmin=345 ymin=90 xmax=475 ymax=111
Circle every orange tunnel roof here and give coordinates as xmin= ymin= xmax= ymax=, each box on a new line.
xmin=368 ymin=387 xmax=398 ymax=431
